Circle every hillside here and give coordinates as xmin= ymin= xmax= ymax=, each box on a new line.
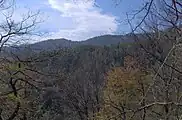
xmin=1 ymin=28 xmax=181 ymax=120
xmin=6 ymin=34 xmax=134 ymax=53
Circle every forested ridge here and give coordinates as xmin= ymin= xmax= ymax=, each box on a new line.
xmin=0 ymin=41 xmax=135 ymax=120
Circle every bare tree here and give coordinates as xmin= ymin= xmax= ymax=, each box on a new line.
xmin=0 ymin=0 xmax=41 ymax=52
xmin=0 ymin=0 xmax=43 ymax=120
xmin=93 ymin=0 xmax=181 ymax=120
xmin=121 ymin=0 xmax=182 ymax=120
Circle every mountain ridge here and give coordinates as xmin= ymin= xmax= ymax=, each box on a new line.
xmin=27 ymin=34 xmax=134 ymax=51
xmin=3 ymin=34 xmax=135 ymax=55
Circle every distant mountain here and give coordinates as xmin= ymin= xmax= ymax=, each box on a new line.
xmin=81 ymin=34 xmax=134 ymax=46
xmin=27 ymin=34 xmax=134 ymax=51
xmin=27 ymin=38 xmax=79 ymax=51
xmin=4 ymin=34 xmax=135 ymax=55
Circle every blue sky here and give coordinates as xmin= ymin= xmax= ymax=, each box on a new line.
xmin=13 ymin=0 xmax=144 ymax=42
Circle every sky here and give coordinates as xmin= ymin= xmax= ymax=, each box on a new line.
xmin=3 ymin=0 xmax=144 ymax=42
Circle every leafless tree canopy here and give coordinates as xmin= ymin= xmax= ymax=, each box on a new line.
xmin=0 ymin=0 xmax=42 ymax=120
xmin=0 ymin=0 xmax=182 ymax=120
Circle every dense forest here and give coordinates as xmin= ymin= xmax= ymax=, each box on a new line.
xmin=0 ymin=0 xmax=182 ymax=120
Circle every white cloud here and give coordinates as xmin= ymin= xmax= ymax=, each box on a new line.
xmin=0 ymin=0 xmax=119 ymax=43
xmin=45 ymin=0 xmax=118 ymax=41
